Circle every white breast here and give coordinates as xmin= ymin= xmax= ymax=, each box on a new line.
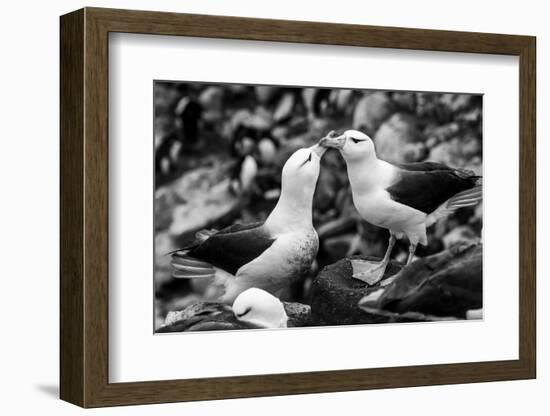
xmin=352 ymin=189 xmax=425 ymax=232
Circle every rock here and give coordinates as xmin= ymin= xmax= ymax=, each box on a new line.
xmin=247 ymin=107 xmax=273 ymax=131
xmin=455 ymin=107 xmax=482 ymax=124
xmin=283 ymin=302 xmax=312 ymax=327
xmin=154 ymin=231 xmax=175 ymax=286
xmin=353 ymin=92 xmax=395 ymax=136
xmin=164 ymin=299 xmax=211 ymax=325
xmin=402 ymin=142 xmax=428 ymax=162
xmin=360 ymin=243 xmax=482 ymax=320
xmin=316 ymin=216 xmax=357 ymax=240
xmin=310 ymin=256 xmax=403 ymax=325
xmin=416 ymin=93 xmax=452 ymax=123
xmin=424 ymin=122 xmax=461 ymax=146
xmin=155 ymin=187 xmax=176 ymax=231
xmin=158 ymin=302 xmax=247 ymax=332
xmin=442 ymin=225 xmax=479 ymax=248
xmin=429 ymin=135 xmax=481 ymax=169
xmin=154 ymin=83 xmax=181 ymax=114
xmin=159 ymin=300 xmax=311 ymax=332
xmin=162 ymin=163 xmax=241 ymax=238
xmin=322 ymin=234 xmax=357 ymax=264
xmin=439 ymin=93 xmax=474 ymax=114
xmin=374 ymin=113 xmax=420 ymax=163
xmin=271 ymin=125 xmax=290 ymax=141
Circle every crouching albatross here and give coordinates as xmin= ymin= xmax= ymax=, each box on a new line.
xmin=171 ymin=143 xmax=327 ymax=303
xmin=320 ymin=130 xmax=482 ymax=285
xmin=158 ymin=288 xmax=288 ymax=332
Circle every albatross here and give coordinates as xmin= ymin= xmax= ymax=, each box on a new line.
xmin=158 ymin=288 xmax=288 ymax=332
xmin=171 ymin=143 xmax=327 ymax=303
xmin=320 ymin=130 xmax=482 ymax=285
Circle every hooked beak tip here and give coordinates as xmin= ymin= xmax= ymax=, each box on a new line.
xmin=310 ymin=143 xmax=327 ymax=158
xmin=319 ymin=134 xmax=346 ymax=150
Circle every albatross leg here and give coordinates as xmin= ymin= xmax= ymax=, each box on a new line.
xmin=351 ymin=234 xmax=396 ymax=285
xmin=406 ymin=243 xmax=417 ymax=265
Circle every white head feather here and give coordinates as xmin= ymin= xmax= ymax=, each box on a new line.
xmin=265 ymin=144 xmax=326 ymax=230
xmin=232 ymin=288 xmax=288 ymax=328
xmin=320 ymin=130 xmax=376 ymax=162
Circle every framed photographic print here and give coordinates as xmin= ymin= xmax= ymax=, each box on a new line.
xmin=60 ymin=7 xmax=536 ymax=408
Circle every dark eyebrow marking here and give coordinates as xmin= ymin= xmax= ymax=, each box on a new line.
xmin=235 ymin=306 xmax=252 ymax=318
xmin=299 ymin=153 xmax=312 ymax=167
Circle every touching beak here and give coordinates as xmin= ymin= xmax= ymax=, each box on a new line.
xmin=319 ymin=134 xmax=346 ymax=150
xmin=310 ymin=143 xmax=328 ymax=158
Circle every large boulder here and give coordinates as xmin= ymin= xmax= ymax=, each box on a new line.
xmin=360 ymin=244 xmax=482 ymax=320
xmin=311 ymin=244 xmax=483 ymax=325
xmin=310 ymin=256 xmax=402 ymax=325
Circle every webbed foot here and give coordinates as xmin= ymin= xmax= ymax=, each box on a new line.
xmin=350 ymin=259 xmax=388 ymax=285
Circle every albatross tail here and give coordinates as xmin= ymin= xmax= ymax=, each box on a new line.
xmin=171 ymin=252 xmax=216 ymax=279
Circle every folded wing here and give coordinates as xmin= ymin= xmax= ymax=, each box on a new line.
xmin=386 ymin=165 xmax=480 ymax=215
xmin=172 ymin=222 xmax=276 ymax=277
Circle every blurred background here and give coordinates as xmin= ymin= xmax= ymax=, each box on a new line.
xmin=154 ymin=81 xmax=483 ymax=329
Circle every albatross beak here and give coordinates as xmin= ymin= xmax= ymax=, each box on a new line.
xmin=310 ymin=143 xmax=328 ymax=158
xmin=319 ymin=134 xmax=346 ymax=149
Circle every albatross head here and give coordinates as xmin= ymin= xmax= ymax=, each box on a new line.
xmin=265 ymin=142 xmax=326 ymax=229
xmin=232 ymin=288 xmax=288 ymax=328
xmin=320 ymin=130 xmax=375 ymax=161
xmin=279 ymin=143 xmax=326 ymax=195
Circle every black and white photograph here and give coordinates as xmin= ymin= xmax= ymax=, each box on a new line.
xmin=154 ymin=81 xmax=483 ymax=333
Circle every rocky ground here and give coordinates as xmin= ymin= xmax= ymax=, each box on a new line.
xmin=153 ymin=82 xmax=483 ymax=330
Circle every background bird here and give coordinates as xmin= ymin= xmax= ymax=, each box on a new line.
xmin=155 ymin=97 xmax=203 ymax=180
xmin=158 ymin=288 xmax=288 ymax=332
xmin=170 ymin=143 xmax=327 ymax=303
xmin=320 ymin=129 xmax=482 ymax=285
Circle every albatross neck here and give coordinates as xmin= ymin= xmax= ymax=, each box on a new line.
xmin=346 ymin=154 xmax=392 ymax=193
xmin=264 ymin=186 xmax=315 ymax=231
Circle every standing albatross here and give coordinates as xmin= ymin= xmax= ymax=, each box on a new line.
xmin=320 ymin=130 xmax=482 ymax=285
xmin=171 ymin=143 xmax=326 ymax=303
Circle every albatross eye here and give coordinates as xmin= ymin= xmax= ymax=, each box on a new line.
xmin=351 ymin=138 xmax=361 ymax=144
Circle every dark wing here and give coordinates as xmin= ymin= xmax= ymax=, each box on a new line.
xmin=386 ymin=167 xmax=479 ymax=214
xmin=186 ymin=222 xmax=276 ymax=275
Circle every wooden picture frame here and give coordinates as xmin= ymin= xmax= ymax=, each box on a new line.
xmin=60 ymin=7 xmax=536 ymax=408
